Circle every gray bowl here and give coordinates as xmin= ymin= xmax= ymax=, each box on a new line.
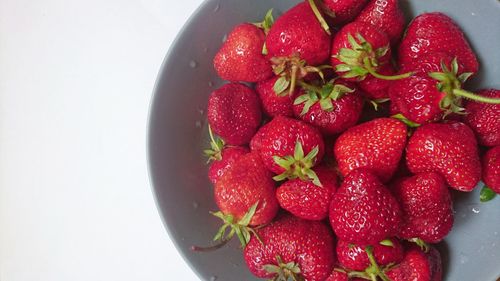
xmin=148 ymin=0 xmax=500 ymax=280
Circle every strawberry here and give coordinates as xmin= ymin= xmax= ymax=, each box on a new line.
xmin=355 ymin=0 xmax=405 ymax=45
xmin=482 ymin=146 xmax=500 ymax=197
xmin=329 ymin=169 xmax=402 ymax=245
xmin=336 ymin=238 xmax=404 ymax=271
xmin=255 ymin=76 xmax=296 ymax=117
xmin=213 ymin=22 xmax=272 ymax=82
xmin=207 ymin=83 xmax=262 ymax=145
xmin=244 ymin=215 xmax=335 ymax=281
xmin=331 ymin=21 xmax=412 ymax=82
xmin=358 ymin=63 xmax=395 ymax=100
xmin=321 ymin=0 xmax=369 ymax=25
xmin=249 ymin=123 xmax=269 ymax=153
xmin=325 ymin=270 xmax=349 ymax=281
xmin=406 ymin=122 xmax=481 ymax=192
xmin=464 ymin=89 xmax=500 ymax=147
xmin=208 ymin=147 xmax=249 ymax=184
xmin=398 ymin=12 xmax=479 ymax=74
xmin=386 ymin=246 xmax=442 ymax=281
xmin=276 ymin=166 xmax=338 ymax=220
xmin=393 ymin=172 xmax=454 ymax=243
xmin=258 ymin=116 xmax=325 ymax=185
xmin=334 ymin=118 xmax=407 ymax=182
xmin=212 ymin=153 xmax=279 ymax=247
xmin=293 ymin=79 xmax=364 ymax=135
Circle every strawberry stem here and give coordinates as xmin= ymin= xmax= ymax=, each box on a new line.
xmin=365 ymin=246 xmax=391 ymax=281
xmin=297 ymin=80 xmax=321 ymax=93
xmin=289 ymin=65 xmax=299 ymax=96
xmin=307 ymin=0 xmax=331 ymax=35
xmin=191 ymin=239 xmax=230 ymax=252
xmin=453 ymin=89 xmax=500 ymax=104
xmin=363 ymin=57 xmax=413 ymax=80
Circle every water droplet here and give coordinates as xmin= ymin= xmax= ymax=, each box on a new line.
xmin=210 ymin=276 xmax=218 ymax=281
xmin=192 ymin=201 xmax=199 ymax=209
xmin=494 ymin=231 xmax=498 ymax=236
xmin=208 ymin=81 xmax=214 ymax=87
xmin=189 ymin=60 xmax=198 ymax=68
xmin=471 ymin=206 xmax=480 ymax=214
xmin=459 ymin=252 xmax=469 ymax=264
xmin=195 ymin=120 xmax=202 ymax=128
xmin=222 ymin=34 xmax=228 ymax=42
xmin=213 ymin=2 xmax=220 ymax=12
xmin=471 ymin=12 xmax=476 ymax=16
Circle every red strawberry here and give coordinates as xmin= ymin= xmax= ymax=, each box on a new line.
xmin=355 ymin=0 xmax=405 ymax=45
xmin=334 ymin=118 xmax=407 ymax=182
xmin=386 ymin=246 xmax=442 ymax=281
xmin=244 ymin=215 xmax=335 ymax=281
xmin=464 ymin=89 xmax=500 ymax=147
xmin=266 ymin=1 xmax=331 ymax=66
xmin=258 ymin=116 xmax=325 ymax=183
xmin=336 ymin=238 xmax=404 ymax=271
xmin=325 ymin=269 xmax=348 ymax=281
xmin=208 ymin=147 xmax=249 ymax=184
xmin=249 ymin=123 xmax=269 ymax=153
xmin=321 ymin=0 xmax=369 ymax=25
xmin=406 ymin=122 xmax=481 ymax=192
xmin=331 ymin=21 xmax=412 ymax=82
xmin=329 ymin=169 xmax=402 ymax=245
xmin=358 ymin=63 xmax=395 ymax=100
xmin=293 ymin=79 xmax=364 ymax=135
xmin=213 ymin=23 xmax=272 ymax=82
xmin=398 ymin=12 xmax=478 ymax=74
xmin=212 ymin=153 xmax=279 ymax=246
xmin=393 ymin=172 xmax=454 ymax=243
xmin=255 ymin=76 xmax=296 ymax=117
xmin=483 ymin=146 xmax=500 ymax=194
xmin=207 ymin=83 xmax=262 ymax=145
xmin=276 ymin=166 xmax=338 ymax=220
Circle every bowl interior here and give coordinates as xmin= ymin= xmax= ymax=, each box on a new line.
xmin=148 ymin=0 xmax=500 ymax=280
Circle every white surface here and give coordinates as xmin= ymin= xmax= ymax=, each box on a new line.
xmin=0 ymin=0 xmax=203 ymax=280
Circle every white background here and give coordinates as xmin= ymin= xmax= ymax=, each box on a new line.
xmin=0 ymin=0 xmax=203 ymax=280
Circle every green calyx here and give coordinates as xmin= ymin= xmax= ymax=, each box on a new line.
xmin=211 ymin=201 xmax=261 ymax=248
xmin=263 ymin=256 xmax=304 ymax=281
xmin=253 ymin=9 xmax=274 ymax=34
xmin=379 ymin=239 xmax=395 ymax=247
xmin=334 ymin=33 xmax=413 ymax=81
xmin=429 ymin=57 xmax=500 ymax=117
xmin=408 ymin=238 xmax=430 ymax=253
xmin=294 ymin=80 xmax=355 ymax=116
xmin=369 ymin=98 xmax=390 ymax=111
xmin=364 ymin=246 xmax=392 ymax=281
xmin=273 ymin=141 xmax=322 ymax=187
xmin=203 ymin=125 xmax=225 ymax=162
xmin=480 ymin=186 xmax=497 ymax=202
xmin=391 ymin=113 xmax=421 ymax=128
xmin=271 ymin=54 xmax=330 ymax=97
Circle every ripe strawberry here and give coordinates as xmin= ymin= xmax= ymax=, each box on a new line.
xmin=208 ymin=147 xmax=249 ymax=184
xmin=483 ymin=146 xmax=500 ymax=194
xmin=406 ymin=122 xmax=481 ymax=192
xmin=386 ymin=246 xmax=442 ymax=281
xmin=464 ymin=89 xmax=500 ymax=147
xmin=398 ymin=12 xmax=478 ymax=74
xmin=212 ymin=153 xmax=279 ymax=246
xmin=255 ymin=76 xmax=296 ymax=117
xmin=207 ymin=83 xmax=262 ymax=145
xmin=325 ymin=270 xmax=349 ymax=281
xmin=393 ymin=172 xmax=454 ymax=243
xmin=355 ymin=0 xmax=405 ymax=45
xmin=258 ymin=116 xmax=325 ymax=184
xmin=276 ymin=166 xmax=338 ymax=220
xmin=329 ymin=169 xmax=402 ymax=245
xmin=321 ymin=0 xmax=369 ymax=25
xmin=331 ymin=21 xmax=412 ymax=82
xmin=358 ymin=63 xmax=395 ymax=99
xmin=336 ymin=238 xmax=404 ymax=271
xmin=334 ymin=118 xmax=407 ymax=182
xmin=293 ymin=79 xmax=364 ymax=135
xmin=213 ymin=23 xmax=272 ymax=82
xmin=249 ymin=123 xmax=269 ymax=153
xmin=244 ymin=215 xmax=335 ymax=281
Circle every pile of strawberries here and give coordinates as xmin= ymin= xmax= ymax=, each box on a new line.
xmin=197 ymin=0 xmax=500 ymax=280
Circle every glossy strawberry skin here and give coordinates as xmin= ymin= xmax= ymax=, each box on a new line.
xmin=463 ymin=89 xmax=500 ymax=147
xmin=207 ymin=83 xmax=262 ymax=145
xmin=329 ymin=169 xmax=402 ymax=244
xmin=406 ymin=122 xmax=481 ymax=192
xmin=293 ymin=81 xmax=364 ymax=135
xmin=208 ymin=146 xmax=249 ymax=184
xmin=325 ymin=270 xmax=349 ymax=281
xmin=483 ymin=146 xmax=500 ymax=193
xmin=334 ymin=118 xmax=407 ymax=182
xmin=398 ymin=12 xmax=478 ymax=74
xmin=386 ymin=246 xmax=442 ymax=281
xmin=244 ymin=215 xmax=335 ymax=281
xmin=322 ymin=0 xmax=369 ymax=25
xmin=266 ymin=2 xmax=331 ymax=65
xmin=336 ymin=238 xmax=404 ymax=271
xmin=393 ymin=172 xmax=454 ymax=243
xmin=259 ymin=116 xmax=325 ymax=174
xmin=359 ymin=63 xmax=395 ymax=99
xmin=213 ymin=23 xmax=272 ymax=82
xmin=355 ymin=0 xmax=405 ymax=45
xmin=256 ymin=76 xmax=296 ymax=118
xmin=276 ymin=166 xmax=338 ymax=220
xmin=214 ymin=153 xmax=279 ymax=226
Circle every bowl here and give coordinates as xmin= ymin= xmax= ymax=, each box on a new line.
xmin=147 ymin=0 xmax=500 ymax=280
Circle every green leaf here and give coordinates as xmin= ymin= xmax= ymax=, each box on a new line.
xmin=263 ymin=9 xmax=274 ymax=30
xmin=428 ymin=72 xmax=447 ymax=81
xmin=319 ymin=98 xmax=334 ymax=111
xmin=480 ymin=186 xmax=497 ymax=202
xmin=300 ymin=100 xmax=316 ymax=116
xmin=273 ymin=173 xmax=290 ymax=182
xmin=335 ymin=64 xmax=352 ymax=72
xmin=440 ymin=59 xmax=449 ymax=73
xmin=458 ymin=72 xmax=473 ymax=83
xmin=294 ymin=141 xmax=304 ymax=160
xmin=303 ymin=146 xmax=319 ymax=162
xmin=379 ymin=239 xmax=395 ymax=247
xmin=241 ymin=228 xmax=251 ymax=245
xmin=263 ymin=264 xmax=281 ymax=274
xmin=451 ymin=57 xmax=459 ymax=75
xmin=320 ymin=83 xmax=334 ymax=99
xmin=375 ymin=46 xmax=389 ymax=58
xmin=305 ymin=169 xmax=322 ymax=187
xmin=293 ymin=94 xmax=310 ymax=105
xmin=339 ymin=48 xmax=359 ymax=58
xmin=262 ymin=42 xmax=268 ymax=55
xmin=273 ymin=76 xmax=290 ymax=96
xmin=239 ymin=201 xmax=259 ymax=226
xmin=273 ymin=156 xmax=292 ymax=169
xmin=213 ymin=223 xmax=229 ymax=241
xmin=347 ymin=33 xmax=362 ymax=49
xmin=234 ymin=227 xmax=247 ymax=247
